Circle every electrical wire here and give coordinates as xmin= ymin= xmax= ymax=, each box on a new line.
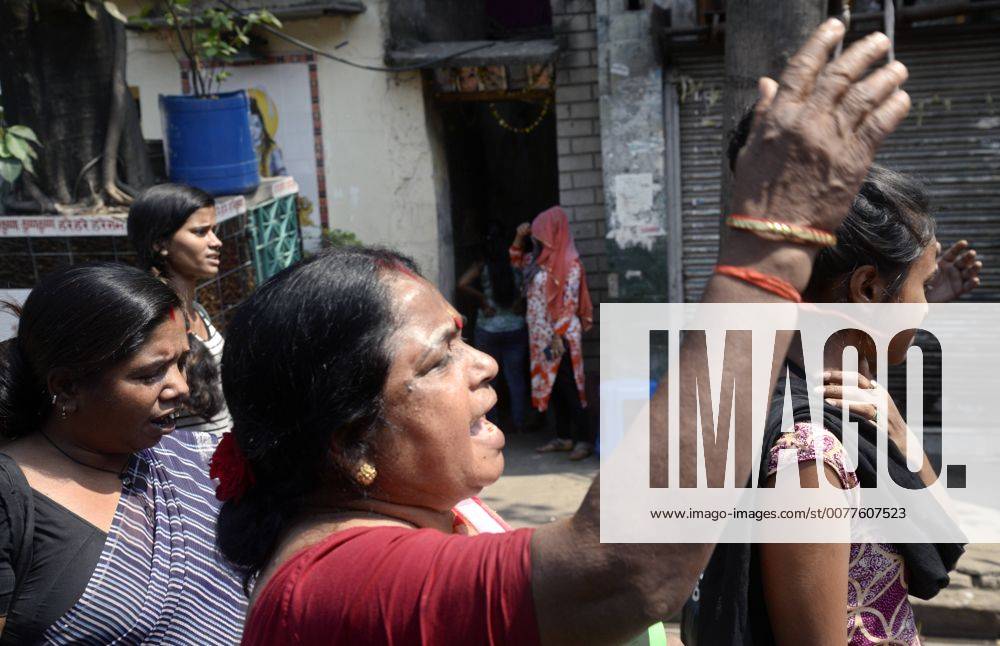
xmin=217 ymin=0 xmax=500 ymax=73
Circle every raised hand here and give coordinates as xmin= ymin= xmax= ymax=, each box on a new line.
xmin=926 ymin=240 xmax=982 ymax=303
xmin=731 ymin=19 xmax=911 ymax=235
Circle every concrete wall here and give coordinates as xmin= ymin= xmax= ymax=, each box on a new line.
xmin=388 ymin=0 xmax=486 ymax=45
xmin=551 ymin=0 xmax=608 ymax=362
xmin=124 ymin=17 xmax=182 ymax=141
xmin=596 ymin=0 xmax=671 ymax=302
xmin=122 ymin=0 xmax=448 ymax=287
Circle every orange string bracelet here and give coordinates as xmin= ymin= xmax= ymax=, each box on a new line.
xmin=714 ymin=265 xmax=803 ymax=303
xmin=726 ymin=214 xmax=837 ymax=247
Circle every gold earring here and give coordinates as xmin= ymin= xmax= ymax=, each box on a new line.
xmin=355 ymin=462 xmax=377 ymax=487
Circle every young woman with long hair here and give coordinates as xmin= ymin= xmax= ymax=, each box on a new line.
xmin=127 ymin=184 xmax=229 ymax=460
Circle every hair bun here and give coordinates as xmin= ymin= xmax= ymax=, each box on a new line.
xmin=0 ymin=338 xmax=47 ymax=438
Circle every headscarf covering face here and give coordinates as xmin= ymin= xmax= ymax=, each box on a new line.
xmin=530 ymin=206 xmax=594 ymax=331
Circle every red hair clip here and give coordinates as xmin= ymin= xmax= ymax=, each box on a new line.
xmin=209 ymin=432 xmax=255 ymax=502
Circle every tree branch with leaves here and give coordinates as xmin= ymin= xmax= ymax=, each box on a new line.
xmin=149 ymin=0 xmax=281 ymax=98
xmin=0 ymin=0 xmax=152 ymax=214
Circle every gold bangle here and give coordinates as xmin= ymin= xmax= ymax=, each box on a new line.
xmin=726 ymin=215 xmax=837 ymax=247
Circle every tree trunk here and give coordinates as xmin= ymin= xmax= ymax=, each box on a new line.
xmin=720 ymin=0 xmax=827 ymax=227
xmin=0 ymin=0 xmax=152 ymax=213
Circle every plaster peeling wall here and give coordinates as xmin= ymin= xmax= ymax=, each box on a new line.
xmin=123 ymin=0 xmax=444 ymax=286
xmin=597 ymin=0 xmax=670 ymax=301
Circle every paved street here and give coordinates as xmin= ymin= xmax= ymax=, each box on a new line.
xmin=481 ymin=429 xmax=597 ymax=527
xmin=482 ymin=430 xmax=1000 ymax=644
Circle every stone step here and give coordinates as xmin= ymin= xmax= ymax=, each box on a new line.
xmin=912 ymin=586 xmax=1000 ymax=640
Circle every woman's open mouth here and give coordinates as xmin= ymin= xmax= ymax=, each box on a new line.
xmin=150 ymin=411 xmax=179 ymax=433
xmin=469 ymin=416 xmax=505 ymax=451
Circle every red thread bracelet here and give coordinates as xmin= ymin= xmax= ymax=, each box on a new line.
xmin=715 ymin=265 xmax=803 ymax=303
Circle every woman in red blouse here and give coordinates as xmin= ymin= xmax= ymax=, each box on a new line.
xmin=213 ymin=20 xmax=911 ymax=645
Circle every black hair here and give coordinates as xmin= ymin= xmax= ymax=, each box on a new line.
xmin=127 ymin=183 xmax=223 ymax=420
xmin=184 ymin=335 xmax=223 ymax=420
xmin=727 ymin=109 xmax=936 ymax=301
xmin=216 ymin=246 xmax=420 ymax=589
xmin=0 ymin=263 xmax=181 ymax=439
xmin=483 ymin=220 xmax=516 ymax=308
xmin=127 ymin=183 xmax=215 ymax=275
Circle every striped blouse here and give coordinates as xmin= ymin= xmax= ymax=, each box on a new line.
xmin=177 ymin=304 xmax=232 ymax=462
xmin=41 ymin=430 xmax=247 ymax=644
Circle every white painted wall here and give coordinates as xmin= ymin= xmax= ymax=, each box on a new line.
xmin=122 ymin=0 xmax=446 ymax=286
xmin=124 ymin=19 xmax=182 ymax=141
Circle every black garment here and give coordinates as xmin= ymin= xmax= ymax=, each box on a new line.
xmin=696 ymin=361 xmax=965 ymax=646
xmin=550 ymin=346 xmax=589 ymax=443
xmin=0 ymin=454 xmax=107 ymax=644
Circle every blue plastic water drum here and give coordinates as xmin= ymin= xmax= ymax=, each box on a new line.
xmin=159 ymin=90 xmax=260 ymax=196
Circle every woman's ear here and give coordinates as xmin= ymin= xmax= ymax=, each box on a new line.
xmin=153 ymin=237 xmax=170 ymax=258
xmin=47 ymin=368 xmax=80 ymax=415
xmin=848 ymin=265 xmax=888 ymax=304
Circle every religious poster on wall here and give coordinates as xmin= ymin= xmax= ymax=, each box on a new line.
xmin=222 ymin=60 xmax=324 ymax=252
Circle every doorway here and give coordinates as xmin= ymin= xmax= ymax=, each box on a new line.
xmin=439 ymin=95 xmax=558 ymax=429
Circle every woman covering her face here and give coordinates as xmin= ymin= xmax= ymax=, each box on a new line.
xmin=0 ymin=263 xmax=246 ymax=643
xmin=213 ymin=20 xmax=917 ymax=644
xmin=511 ymin=207 xmax=595 ymax=460
xmin=127 ymin=184 xmax=230 ymax=462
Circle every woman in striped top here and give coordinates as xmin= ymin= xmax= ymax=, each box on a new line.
xmin=0 ymin=263 xmax=246 ymax=643
xmin=128 ymin=184 xmax=232 ymax=462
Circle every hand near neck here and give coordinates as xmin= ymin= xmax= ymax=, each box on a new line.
xmin=823 ymin=331 xmax=876 ymax=380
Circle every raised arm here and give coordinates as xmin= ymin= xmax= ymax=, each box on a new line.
xmin=510 ymin=223 xmax=531 ymax=269
xmin=530 ymin=19 xmax=911 ymax=645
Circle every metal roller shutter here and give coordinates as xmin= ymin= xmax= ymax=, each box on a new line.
xmin=670 ymin=26 xmax=1000 ymax=440
xmin=671 ymin=47 xmax=726 ymax=303
xmin=879 ymin=29 xmax=1000 ymax=301
xmin=671 ymin=27 xmax=1000 ymax=303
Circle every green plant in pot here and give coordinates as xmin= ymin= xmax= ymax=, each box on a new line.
xmin=145 ymin=1 xmax=280 ymax=196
